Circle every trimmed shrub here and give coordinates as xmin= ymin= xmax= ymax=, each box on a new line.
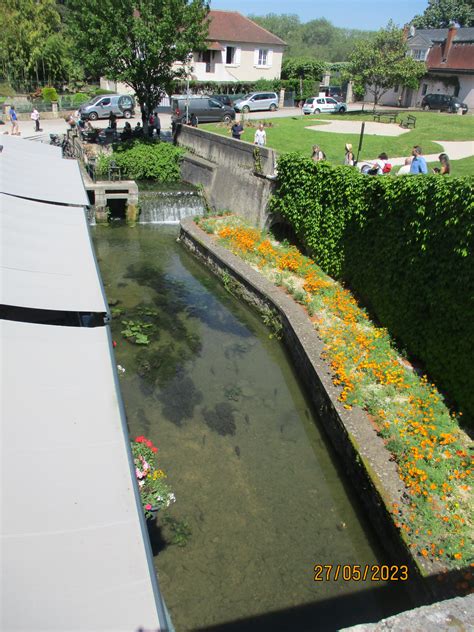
xmin=72 ymin=92 xmax=89 ymax=106
xmin=96 ymin=141 xmax=185 ymax=182
xmin=270 ymin=154 xmax=474 ymax=423
xmin=42 ymin=86 xmax=59 ymax=102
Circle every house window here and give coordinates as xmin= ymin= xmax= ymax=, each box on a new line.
xmin=422 ymin=83 xmax=428 ymax=96
xmin=226 ymin=46 xmax=235 ymax=64
xmin=412 ymin=48 xmax=427 ymax=60
xmin=258 ymin=49 xmax=268 ymax=66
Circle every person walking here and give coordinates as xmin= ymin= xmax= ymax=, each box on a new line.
xmin=153 ymin=111 xmax=161 ymax=138
xmin=231 ymin=121 xmax=244 ymax=140
xmin=409 ymin=146 xmax=428 ymax=174
xmin=108 ymin=111 xmax=117 ymax=130
xmin=31 ymin=107 xmax=41 ymax=132
xmin=9 ymin=105 xmax=19 ymax=135
xmin=344 ymin=143 xmax=354 ymax=166
xmin=254 ymin=123 xmax=266 ymax=147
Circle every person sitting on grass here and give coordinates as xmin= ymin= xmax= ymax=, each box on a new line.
xmin=433 ymin=153 xmax=450 ymax=175
xmin=311 ymin=145 xmax=325 ymax=162
xmin=409 ymin=146 xmax=428 ymax=174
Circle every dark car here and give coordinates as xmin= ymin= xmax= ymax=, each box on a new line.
xmin=171 ymin=96 xmax=236 ymax=124
xmin=209 ymin=94 xmax=233 ymax=107
xmin=421 ymin=93 xmax=468 ymax=114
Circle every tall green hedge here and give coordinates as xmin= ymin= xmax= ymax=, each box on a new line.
xmin=270 ymin=154 xmax=474 ymax=423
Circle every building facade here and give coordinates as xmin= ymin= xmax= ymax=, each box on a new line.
xmin=379 ymin=26 xmax=474 ymax=109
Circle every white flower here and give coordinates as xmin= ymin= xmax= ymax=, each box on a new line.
xmin=117 ymin=364 xmax=126 ymax=373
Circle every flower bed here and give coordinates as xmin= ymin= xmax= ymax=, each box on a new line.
xmin=196 ymin=214 xmax=473 ymax=572
xmin=131 ymin=436 xmax=175 ymax=519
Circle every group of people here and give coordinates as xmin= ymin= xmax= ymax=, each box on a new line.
xmin=311 ymin=141 xmax=450 ymax=176
xmin=230 ymin=122 xmax=267 ymax=146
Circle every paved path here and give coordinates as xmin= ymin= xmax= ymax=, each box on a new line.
xmin=306 ymin=119 xmax=410 ymax=136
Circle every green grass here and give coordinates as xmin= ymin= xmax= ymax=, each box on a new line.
xmin=202 ymin=111 xmax=474 ymax=164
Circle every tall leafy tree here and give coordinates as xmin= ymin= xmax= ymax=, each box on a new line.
xmin=67 ymin=0 xmax=209 ymax=129
xmin=347 ymin=23 xmax=426 ymax=109
xmin=0 ymin=0 xmax=70 ymax=88
xmin=412 ymin=0 xmax=474 ymax=28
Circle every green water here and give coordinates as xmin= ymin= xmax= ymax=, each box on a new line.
xmin=93 ymin=224 xmax=413 ymax=632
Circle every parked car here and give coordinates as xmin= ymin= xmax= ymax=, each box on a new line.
xmin=319 ymin=86 xmax=345 ymax=102
xmin=233 ymin=92 xmax=279 ymax=113
xmin=78 ymin=94 xmax=135 ymax=120
xmin=170 ymin=96 xmax=235 ymax=124
xmin=421 ymin=93 xmax=468 ymax=114
xmin=209 ymin=94 xmax=234 ymax=107
xmin=302 ymin=96 xmax=347 ymax=114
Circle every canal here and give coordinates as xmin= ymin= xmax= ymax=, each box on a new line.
xmin=93 ymin=223 xmax=413 ymax=632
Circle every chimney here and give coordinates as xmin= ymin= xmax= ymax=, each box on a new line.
xmin=443 ymin=24 xmax=457 ymax=62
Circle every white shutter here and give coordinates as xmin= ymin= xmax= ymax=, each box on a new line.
xmin=267 ymin=50 xmax=273 ymax=67
xmin=235 ymin=47 xmax=241 ymax=65
xmin=254 ymin=48 xmax=259 ymax=66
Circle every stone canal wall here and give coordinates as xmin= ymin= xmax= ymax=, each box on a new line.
xmin=179 ymin=218 xmax=468 ymax=604
xmin=175 ymin=125 xmax=276 ymax=228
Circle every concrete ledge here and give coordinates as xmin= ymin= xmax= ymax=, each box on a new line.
xmin=179 ymin=218 xmax=468 ymax=603
xmin=340 ymin=594 xmax=474 ymax=631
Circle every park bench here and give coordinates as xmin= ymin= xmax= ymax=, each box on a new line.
xmin=373 ymin=111 xmax=399 ymax=124
xmin=400 ymin=114 xmax=417 ymax=129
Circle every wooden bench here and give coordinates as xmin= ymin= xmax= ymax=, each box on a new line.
xmin=400 ymin=114 xmax=417 ymax=129
xmin=373 ymin=111 xmax=399 ymax=123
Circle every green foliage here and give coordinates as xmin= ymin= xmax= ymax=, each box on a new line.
xmin=270 ymin=154 xmax=474 ymax=423
xmin=121 ymin=319 xmax=153 ymax=345
xmin=347 ymin=22 xmax=426 ymax=107
xmin=42 ymin=86 xmax=58 ymax=102
xmin=163 ymin=515 xmax=192 ymax=547
xmin=248 ymin=13 xmax=376 ymax=62
xmin=96 ymin=141 xmax=185 ymax=182
xmin=0 ymin=0 xmax=75 ymax=88
xmin=67 ymin=0 xmax=209 ymax=130
xmin=412 ymin=0 xmax=474 ymax=28
xmin=282 ymin=57 xmax=326 ymax=81
xmin=0 ymin=82 xmax=15 ymax=97
xmin=71 ymin=92 xmax=89 ymax=106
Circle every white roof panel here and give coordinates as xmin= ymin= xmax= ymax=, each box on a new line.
xmin=1 ymin=194 xmax=107 ymax=312
xmin=0 ymin=134 xmax=62 ymax=158
xmin=0 ymin=149 xmax=89 ymax=206
xmin=0 ymin=320 xmax=163 ymax=631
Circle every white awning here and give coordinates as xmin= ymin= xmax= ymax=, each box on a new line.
xmin=0 ymin=148 xmax=89 ymax=206
xmin=0 ymin=320 xmax=164 ymax=631
xmin=0 ymin=134 xmax=62 ymax=158
xmin=0 ymin=194 xmax=107 ymax=313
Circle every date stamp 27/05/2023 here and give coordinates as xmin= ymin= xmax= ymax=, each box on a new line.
xmin=314 ymin=564 xmax=409 ymax=582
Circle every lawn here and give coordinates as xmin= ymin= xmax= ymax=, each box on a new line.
xmin=201 ymin=111 xmax=474 ymax=167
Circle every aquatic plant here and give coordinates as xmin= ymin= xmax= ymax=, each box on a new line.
xmin=121 ymin=319 xmax=153 ymax=345
xmin=203 ymin=402 xmax=236 ymax=436
xmin=131 ymin=436 xmax=176 ymax=519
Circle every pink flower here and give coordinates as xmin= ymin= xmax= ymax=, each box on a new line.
xmin=145 ymin=504 xmax=152 ymax=510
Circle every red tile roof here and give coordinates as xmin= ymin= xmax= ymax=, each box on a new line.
xmin=206 ymin=10 xmax=286 ymax=46
xmin=427 ymin=42 xmax=474 ymax=72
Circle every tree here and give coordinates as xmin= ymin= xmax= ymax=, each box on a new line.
xmin=67 ymin=0 xmax=209 ymax=130
xmin=412 ymin=0 xmax=474 ymax=28
xmin=347 ymin=23 xmax=426 ymax=109
xmin=0 ymin=0 xmax=71 ymax=88
xmin=281 ymin=57 xmax=325 ymax=98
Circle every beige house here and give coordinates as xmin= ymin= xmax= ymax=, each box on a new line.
xmin=101 ymin=10 xmax=285 ymax=96
xmin=187 ymin=10 xmax=285 ymax=83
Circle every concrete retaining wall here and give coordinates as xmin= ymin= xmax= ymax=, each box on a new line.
xmin=175 ymin=125 xmax=276 ymax=228
xmin=178 ymin=218 xmax=471 ymax=604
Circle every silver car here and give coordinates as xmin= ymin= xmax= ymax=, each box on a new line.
xmin=79 ymin=94 xmax=135 ymax=120
xmin=234 ymin=92 xmax=278 ymax=113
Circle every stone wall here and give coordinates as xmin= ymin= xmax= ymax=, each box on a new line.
xmin=175 ymin=125 xmax=276 ymax=228
xmin=178 ymin=218 xmax=472 ymax=604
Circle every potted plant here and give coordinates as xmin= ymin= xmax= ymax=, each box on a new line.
xmin=131 ymin=436 xmax=175 ymax=520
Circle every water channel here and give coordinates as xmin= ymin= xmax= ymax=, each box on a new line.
xmin=92 ymin=223 xmax=414 ymax=632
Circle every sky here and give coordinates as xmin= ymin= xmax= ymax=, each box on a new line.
xmin=210 ymin=0 xmax=429 ymax=31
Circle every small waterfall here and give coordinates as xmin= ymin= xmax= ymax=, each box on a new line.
xmin=87 ymin=207 xmax=96 ymax=226
xmin=139 ymin=191 xmax=205 ymax=224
